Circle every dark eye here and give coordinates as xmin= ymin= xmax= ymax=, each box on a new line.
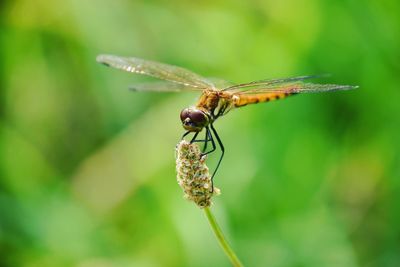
xmin=180 ymin=108 xmax=190 ymax=122
xmin=189 ymin=110 xmax=207 ymax=124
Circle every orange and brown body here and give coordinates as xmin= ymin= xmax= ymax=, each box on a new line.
xmin=196 ymin=90 xmax=221 ymax=114
xmin=232 ymin=92 xmax=294 ymax=108
xmin=195 ymin=90 xmax=294 ymax=120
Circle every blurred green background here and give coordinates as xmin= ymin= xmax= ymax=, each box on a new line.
xmin=1 ymin=0 xmax=399 ymax=266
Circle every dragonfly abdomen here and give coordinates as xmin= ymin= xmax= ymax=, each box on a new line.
xmin=233 ymin=92 xmax=294 ymax=108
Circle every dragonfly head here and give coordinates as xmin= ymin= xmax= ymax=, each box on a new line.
xmin=180 ymin=107 xmax=209 ymax=132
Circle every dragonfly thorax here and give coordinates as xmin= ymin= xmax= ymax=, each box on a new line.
xmin=180 ymin=107 xmax=210 ymax=132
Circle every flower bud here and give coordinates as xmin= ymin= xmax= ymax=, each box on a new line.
xmin=175 ymin=140 xmax=220 ymax=208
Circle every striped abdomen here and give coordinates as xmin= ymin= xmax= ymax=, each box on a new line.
xmin=233 ymin=92 xmax=294 ymax=108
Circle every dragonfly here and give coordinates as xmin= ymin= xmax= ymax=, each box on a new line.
xmin=97 ymin=54 xmax=357 ymax=188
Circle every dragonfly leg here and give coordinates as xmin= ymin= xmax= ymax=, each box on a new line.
xmin=181 ymin=131 xmax=191 ymax=140
xmin=190 ymin=132 xmax=199 ymax=144
xmin=216 ymin=104 xmax=227 ymax=118
xmin=187 ymin=127 xmax=215 ymax=156
xmin=203 ymin=128 xmax=209 ymax=152
xmin=209 ymin=123 xmax=225 ymax=193
xmin=200 ymin=126 xmax=216 ymax=157
xmin=182 ymin=131 xmax=204 ymax=145
xmin=190 ymin=129 xmax=208 ymax=145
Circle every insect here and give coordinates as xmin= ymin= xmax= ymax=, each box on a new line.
xmin=97 ymin=54 xmax=357 ymax=187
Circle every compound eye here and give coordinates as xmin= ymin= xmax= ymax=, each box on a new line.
xmin=180 ymin=108 xmax=190 ymax=122
xmin=189 ymin=110 xmax=207 ymax=124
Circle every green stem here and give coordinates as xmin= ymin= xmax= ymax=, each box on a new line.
xmin=203 ymin=207 xmax=243 ymax=267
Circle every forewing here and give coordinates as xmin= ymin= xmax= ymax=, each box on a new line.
xmin=97 ymin=54 xmax=214 ymax=90
xmin=207 ymin=77 xmax=234 ymax=89
xmin=129 ymin=81 xmax=200 ymax=92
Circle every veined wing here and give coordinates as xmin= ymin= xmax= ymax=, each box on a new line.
xmin=97 ymin=54 xmax=215 ymax=90
xmin=223 ymin=75 xmax=322 ymax=91
xmin=128 ymin=78 xmax=235 ymax=92
xmin=207 ymin=77 xmax=234 ymax=89
xmin=224 ymin=76 xmax=358 ymax=109
xmin=235 ymin=83 xmax=357 ymax=95
xmin=224 ymin=75 xmax=357 ymax=94
xmin=129 ymin=81 xmax=200 ymax=92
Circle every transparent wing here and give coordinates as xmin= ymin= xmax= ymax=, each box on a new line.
xmin=235 ymin=83 xmax=358 ymax=95
xmin=97 ymin=54 xmax=215 ymax=90
xmin=129 ymin=81 xmax=200 ymax=92
xmin=207 ymin=77 xmax=234 ymax=89
xmin=223 ymin=75 xmax=358 ymax=94
xmin=223 ymin=75 xmax=324 ymax=92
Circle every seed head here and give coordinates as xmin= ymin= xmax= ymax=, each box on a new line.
xmin=175 ymin=140 xmax=220 ymax=208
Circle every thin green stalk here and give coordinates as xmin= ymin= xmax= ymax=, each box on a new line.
xmin=203 ymin=207 xmax=243 ymax=267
